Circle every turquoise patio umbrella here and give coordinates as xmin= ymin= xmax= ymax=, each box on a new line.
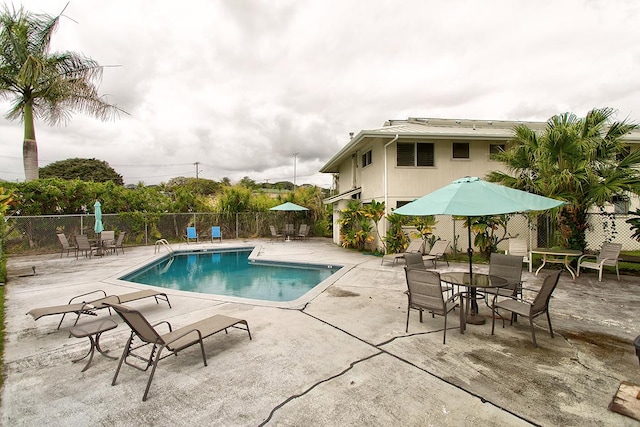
xmin=94 ymin=200 xmax=104 ymax=236
xmin=270 ymin=202 xmax=309 ymax=237
xmin=394 ymin=177 xmax=565 ymax=318
xmin=269 ymin=202 xmax=309 ymax=211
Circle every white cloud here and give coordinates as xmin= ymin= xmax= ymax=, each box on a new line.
xmin=1 ymin=0 xmax=640 ymax=186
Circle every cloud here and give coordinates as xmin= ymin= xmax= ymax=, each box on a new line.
xmin=1 ymin=0 xmax=640 ymax=186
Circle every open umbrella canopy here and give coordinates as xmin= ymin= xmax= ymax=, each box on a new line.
xmin=394 ymin=176 xmax=565 ymax=324
xmin=270 ymin=202 xmax=309 ymax=211
xmin=94 ymin=200 xmax=104 ymax=235
xmin=394 ymin=176 xmax=565 ymax=217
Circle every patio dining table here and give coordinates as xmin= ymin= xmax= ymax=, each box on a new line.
xmin=440 ymin=272 xmax=508 ymax=332
xmin=531 ymin=247 xmax=582 ymax=279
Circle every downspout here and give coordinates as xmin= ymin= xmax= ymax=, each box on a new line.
xmin=383 ymin=134 xmax=399 ymax=249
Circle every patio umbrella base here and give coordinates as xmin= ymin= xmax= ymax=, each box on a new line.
xmin=465 ymin=314 xmax=486 ymax=325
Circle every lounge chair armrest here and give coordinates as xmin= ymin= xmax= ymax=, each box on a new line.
xmin=69 ymin=290 xmax=108 ymax=305
xmin=151 ymin=320 xmax=173 ymax=332
xmin=577 ymin=254 xmax=597 ymax=263
xmin=164 ymin=328 xmax=203 ymax=346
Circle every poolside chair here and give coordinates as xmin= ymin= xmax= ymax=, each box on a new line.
xmin=491 ymin=270 xmax=561 ymax=348
xmin=577 ymin=242 xmax=622 ymax=281
xmin=75 ymin=234 xmax=98 ymax=258
xmin=57 ymin=233 xmax=75 ymax=258
xmin=422 ymin=240 xmax=450 ymax=268
xmin=506 ymin=238 xmax=533 ymax=272
xmin=109 ymin=303 xmax=252 ymax=401
xmin=269 ymin=225 xmax=283 ymax=242
xmin=296 ymin=224 xmax=309 ymax=240
xmin=489 ymin=253 xmax=524 ymax=298
xmin=381 ymin=239 xmax=424 ymax=266
xmin=185 ymin=226 xmax=198 ymax=244
xmin=105 ymin=232 xmax=126 ymax=255
xmin=101 ymin=230 xmax=115 ymax=246
xmin=27 ymin=289 xmax=172 ymax=330
xmin=404 ymin=267 xmax=459 ymax=344
xmin=211 ymin=226 xmax=222 ymax=242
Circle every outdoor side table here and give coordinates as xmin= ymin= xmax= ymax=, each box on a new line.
xmin=531 ymin=248 xmax=582 ymax=279
xmin=69 ymin=318 xmax=118 ymax=372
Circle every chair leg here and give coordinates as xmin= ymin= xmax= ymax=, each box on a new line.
xmin=546 ymin=311 xmax=554 ymax=338
xmin=406 ymin=308 xmax=410 ymax=333
xmin=491 ymin=305 xmax=496 ymax=335
xmin=443 ymin=314 xmax=447 ymax=344
xmin=143 ymin=345 xmax=165 ymax=402
xmin=529 ymin=317 xmax=538 ymax=348
xmin=198 ymin=339 xmax=208 ymax=366
xmin=112 ymin=333 xmax=134 ymax=386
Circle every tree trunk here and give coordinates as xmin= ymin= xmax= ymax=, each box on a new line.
xmin=22 ymin=104 xmax=39 ymax=181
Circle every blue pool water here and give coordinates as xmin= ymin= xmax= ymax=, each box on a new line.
xmin=120 ymin=249 xmax=341 ymax=302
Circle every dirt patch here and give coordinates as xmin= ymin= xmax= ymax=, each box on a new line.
xmin=327 ymin=287 xmax=360 ymax=297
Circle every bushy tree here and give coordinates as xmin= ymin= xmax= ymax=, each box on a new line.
xmin=39 ymin=158 xmax=123 ymax=184
xmin=0 ymin=5 xmax=122 ymax=181
xmin=488 ymin=107 xmax=640 ymax=250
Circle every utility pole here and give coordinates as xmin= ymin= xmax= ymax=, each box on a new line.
xmin=293 ymin=152 xmax=299 ymax=192
xmin=194 ymin=162 xmax=200 ymax=194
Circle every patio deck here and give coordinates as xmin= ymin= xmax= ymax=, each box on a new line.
xmin=2 ymin=238 xmax=639 ymax=426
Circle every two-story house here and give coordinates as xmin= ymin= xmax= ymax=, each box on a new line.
xmin=320 ymin=117 xmax=640 ymax=249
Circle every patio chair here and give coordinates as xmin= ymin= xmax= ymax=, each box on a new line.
xmin=27 ymin=289 xmax=172 ymax=330
xmin=185 ymin=226 xmax=199 ymax=244
xmin=109 ymin=303 xmax=252 ymax=401
xmin=404 ymin=267 xmax=459 ymax=344
xmin=75 ymin=234 xmax=98 ymax=258
xmin=101 ymin=231 xmax=115 ymax=247
xmin=506 ymin=238 xmax=532 ymax=272
xmin=422 ymin=240 xmax=450 ymax=268
xmin=296 ymin=224 xmax=310 ymax=240
xmin=211 ymin=226 xmax=222 ymax=242
xmin=269 ymin=225 xmax=283 ymax=242
xmin=57 ymin=233 xmax=75 ymax=258
xmin=488 ymin=253 xmax=524 ymax=298
xmin=381 ymin=239 xmax=424 ymax=266
xmin=105 ymin=232 xmax=126 ymax=255
xmin=577 ymin=242 xmax=622 ymax=281
xmin=491 ymin=270 xmax=561 ymax=348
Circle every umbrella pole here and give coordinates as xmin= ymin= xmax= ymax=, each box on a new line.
xmin=466 ymin=217 xmax=485 ymax=325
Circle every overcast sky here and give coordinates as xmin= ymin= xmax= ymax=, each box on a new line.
xmin=1 ymin=0 xmax=639 ymax=187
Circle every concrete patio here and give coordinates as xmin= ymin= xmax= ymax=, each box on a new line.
xmin=2 ymin=238 xmax=639 ymax=426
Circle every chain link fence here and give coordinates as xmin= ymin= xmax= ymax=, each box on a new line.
xmin=403 ymin=212 xmax=640 ymax=255
xmin=3 ymin=211 xmax=316 ymax=255
xmin=4 ymin=211 xmax=640 ymax=256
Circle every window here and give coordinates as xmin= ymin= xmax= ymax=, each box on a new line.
xmin=362 ymin=150 xmax=372 ymax=167
xmin=452 ymin=142 xmax=470 ymax=159
xmin=613 ymin=196 xmax=629 ymax=214
xmin=397 ymin=142 xmax=435 ymax=167
xmin=489 ymin=143 xmax=505 ymax=155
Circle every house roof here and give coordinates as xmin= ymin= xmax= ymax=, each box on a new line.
xmin=319 ymin=116 xmax=640 ymax=173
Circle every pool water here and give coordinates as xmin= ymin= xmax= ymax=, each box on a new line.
xmin=120 ymin=249 xmax=340 ymax=302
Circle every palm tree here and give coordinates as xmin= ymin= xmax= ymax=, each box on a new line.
xmin=487 ymin=107 xmax=640 ymax=251
xmin=0 ymin=5 xmax=122 ymax=181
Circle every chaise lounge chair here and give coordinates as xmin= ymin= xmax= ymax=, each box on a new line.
xmin=27 ymin=289 xmax=172 ymax=330
xmin=109 ymin=303 xmax=252 ymax=401
xmin=381 ymin=239 xmax=425 ymax=266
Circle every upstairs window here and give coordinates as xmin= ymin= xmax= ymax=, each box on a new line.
xmin=489 ymin=143 xmax=506 ymax=155
xmin=452 ymin=142 xmax=470 ymax=159
xmin=613 ymin=196 xmax=629 ymax=214
xmin=397 ymin=142 xmax=435 ymax=167
xmin=362 ymin=150 xmax=372 ymax=167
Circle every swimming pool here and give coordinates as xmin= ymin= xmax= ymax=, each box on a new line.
xmin=119 ymin=248 xmax=343 ymax=303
